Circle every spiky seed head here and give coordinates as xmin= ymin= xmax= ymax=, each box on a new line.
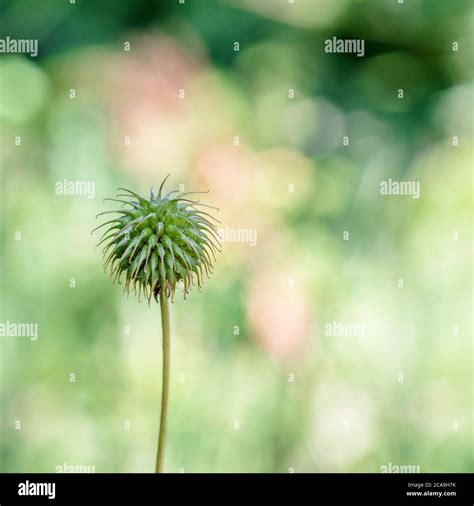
xmin=93 ymin=175 xmax=220 ymax=304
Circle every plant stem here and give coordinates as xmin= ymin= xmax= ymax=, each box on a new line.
xmin=155 ymin=286 xmax=170 ymax=473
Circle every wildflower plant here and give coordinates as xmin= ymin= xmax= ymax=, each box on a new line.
xmin=92 ymin=175 xmax=220 ymax=472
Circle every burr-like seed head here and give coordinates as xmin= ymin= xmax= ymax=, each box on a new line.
xmin=93 ymin=175 xmax=220 ymax=303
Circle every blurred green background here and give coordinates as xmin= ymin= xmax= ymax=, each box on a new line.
xmin=0 ymin=0 xmax=472 ymax=473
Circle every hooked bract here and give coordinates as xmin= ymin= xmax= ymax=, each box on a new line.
xmin=92 ymin=175 xmax=220 ymax=303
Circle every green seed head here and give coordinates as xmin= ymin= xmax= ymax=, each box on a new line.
xmin=93 ymin=175 xmax=220 ymax=303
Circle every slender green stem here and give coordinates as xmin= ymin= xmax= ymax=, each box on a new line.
xmin=155 ymin=287 xmax=170 ymax=473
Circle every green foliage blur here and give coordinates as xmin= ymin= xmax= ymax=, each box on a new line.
xmin=0 ymin=0 xmax=472 ymax=473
